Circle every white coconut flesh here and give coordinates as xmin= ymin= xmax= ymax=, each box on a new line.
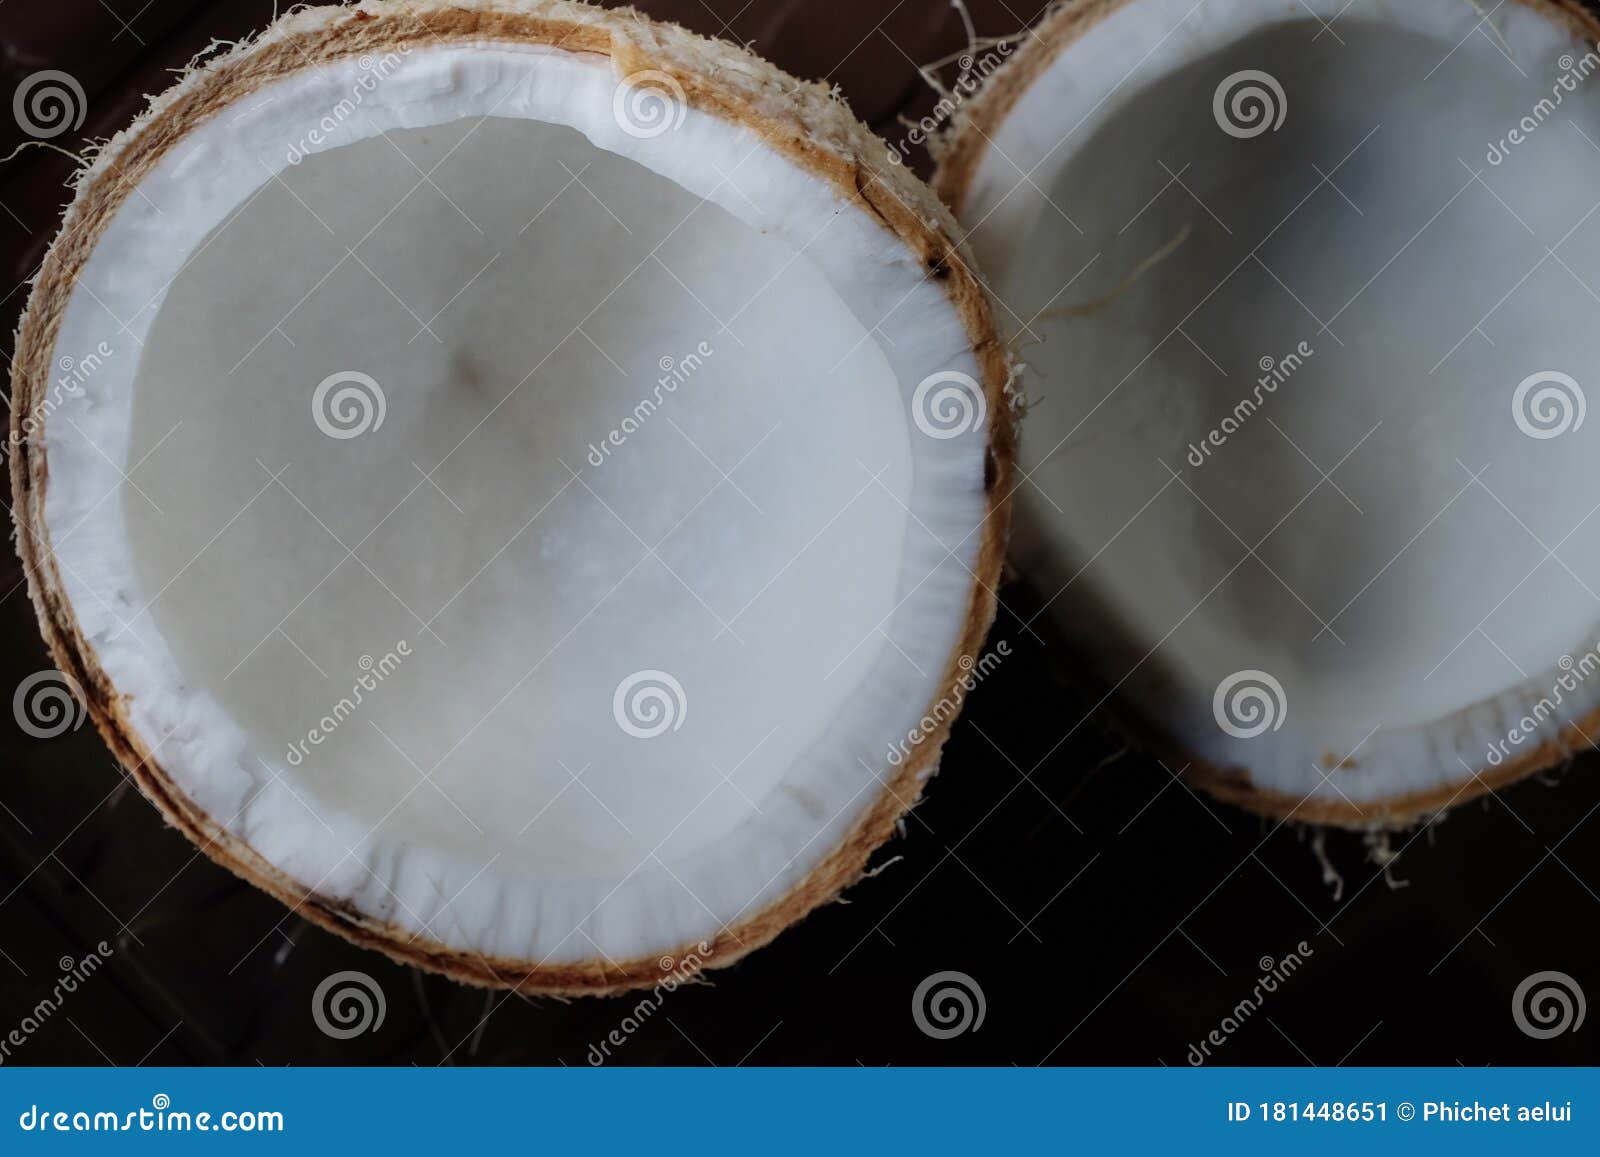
xmin=953 ymin=0 xmax=1600 ymax=815
xmin=39 ymin=44 xmax=991 ymax=965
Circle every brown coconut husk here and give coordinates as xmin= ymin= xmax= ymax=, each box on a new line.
xmin=9 ymin=0 xmax=1018 ymax=996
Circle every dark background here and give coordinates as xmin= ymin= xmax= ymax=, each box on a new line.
xmin=0 ymin=0 xmax=1596 ymax=1066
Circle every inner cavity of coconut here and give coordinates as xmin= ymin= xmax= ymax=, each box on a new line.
xmin=962 ymin=0 xmax=1600 ymax=796
xmin=127 ymin=113 xmax=914 ymax=871
xmin=41 ymin=45 xmax=988 ymax=959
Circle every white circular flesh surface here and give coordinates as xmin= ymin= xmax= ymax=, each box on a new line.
xmin=976 ymin=1 xmax=1600 ymax=786
xmin=41 ymin=43 xmax=990 ymax=961
xmin=125 ymin=115 xmax=912 ymax=875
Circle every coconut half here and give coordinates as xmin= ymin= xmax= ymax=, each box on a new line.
xmin=9 ymin=0 xmax=1014 ymax=994
xmin=939 ymin=0 xmax=1600 ymax=826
